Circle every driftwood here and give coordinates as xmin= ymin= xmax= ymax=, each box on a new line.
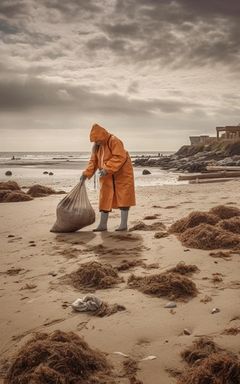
xmin=206 ymin=166 xmax=240 ymax=172
xmin=178 ymin=171 xmax=240 ymax=181
xmin=189 ymin=178 xmax=234 ymax=184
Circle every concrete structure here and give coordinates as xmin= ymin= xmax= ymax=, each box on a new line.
xmin=216 ymin=125 xmax=240 ymax=140
xmin=189 ymin=124 xmax=240 ymax=145
xmin=189 ymin=135 xmax=214 ymax=145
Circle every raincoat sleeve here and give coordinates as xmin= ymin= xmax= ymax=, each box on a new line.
xmin=104 ymin=137 xmax=127 ymax=174
xmin=83 ymin=151 xmax=98 ymax=179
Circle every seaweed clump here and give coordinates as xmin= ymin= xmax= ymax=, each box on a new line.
xmin=129 ymin=221 xmax=166 ymax=231
xmin=169 ymin=211 xmax=219 ymax=234
xmin=5 ymin=330 xmax=115 ymax=384
xmin=170 ymin=205 xmax=240 ymax=250
xmin=128 ymin=271 xmax=197 ymax=300
xmin=179 ymin=224 xmax=240 ymax=250
xmin=67 ymin=261 xmax=123 ymax=290
xmin=177 ymin=338 xmax=240 ymax=384
xmin=209 ymin=205 xmax=240 ymax=219
xmin=167 ymin=262 xmax=199 ymax=276
xmin=27 ymin=184 xmax=65 ymax=197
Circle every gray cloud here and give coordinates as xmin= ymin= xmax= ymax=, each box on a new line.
xmin=89 ymin=0 xmax=240 ymax=69
xmin=0 ymin=77 xmax=203 ymax=117
xmin=0 ymin=0 xmax=239 ymax=149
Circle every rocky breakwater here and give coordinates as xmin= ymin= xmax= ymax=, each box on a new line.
xmin=134 ymin=140 xmax=240 ymax=173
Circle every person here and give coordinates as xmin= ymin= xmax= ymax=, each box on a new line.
xmin=80 ymin=123 xmax=136 ymax=231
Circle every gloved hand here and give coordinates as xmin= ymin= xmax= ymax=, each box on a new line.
xmin=99 ymin=169 xmax=108 ymax=177
xmin=80 ymin=174 xmax=87 ymax=183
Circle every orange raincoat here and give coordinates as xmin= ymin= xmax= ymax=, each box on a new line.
xmin=83 ymin=124 xmax=136 ymax=211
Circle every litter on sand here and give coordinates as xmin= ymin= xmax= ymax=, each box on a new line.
xmin=51 ymin=182 xmax=95 ymax=233
xmin=71 ymin=295 xmax=126 ymax=317
xmin=5 ymin=330 xmax=115 ymax=384
xmin=72 ymin=295 xmax=103 ymax=312
xmin=113 ymin=352 xmax=129 ymax=357
xmin=140 ymin=355 xmax=157 ymax=361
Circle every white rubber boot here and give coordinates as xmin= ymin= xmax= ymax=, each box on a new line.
xmin=93 ymin=212 xmax=109 ymax=232
xmin=115 ymin=210 xmax=129 ymax=231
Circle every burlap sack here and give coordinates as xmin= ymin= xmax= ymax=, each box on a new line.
xmin=50 ymin=182 xmax=95 ymax=233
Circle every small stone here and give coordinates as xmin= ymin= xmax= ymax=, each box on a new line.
xmin=5 ymin=170 xmax=12 ymax=176
xmin=183 ymin=328 xmax=191 ymax=335
xmin=29 ymin=244 xmax=36 ymax=247
xmin=48 ymin=271 xmax=57 ymax=276
xmin=142 ymin=169 xmax=151 ymax=175
xmin=29 ymin=241 xmax=35 ymax=244
xmin=211 ymin=307 xmax=220 ymax=314
xmin=8 ymin=234 xmax=15 ymax=238
xmin=49 ymin=172 xmax=54 ymax=176
xmin=43 ymin=171 xmax=49 ymax=174
xmin=164 ymin=301 xmax=177 ymax=309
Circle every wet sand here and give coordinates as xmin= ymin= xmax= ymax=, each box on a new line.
xmin=0 ymin=180 xmax=240 ymax=383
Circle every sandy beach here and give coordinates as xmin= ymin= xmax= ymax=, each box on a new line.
xmin=0 ymin=178 xmax=240 ymax=383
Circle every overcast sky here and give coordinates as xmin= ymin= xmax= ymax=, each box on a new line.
xmin=0 ymin=0 xmax=239 ymax=151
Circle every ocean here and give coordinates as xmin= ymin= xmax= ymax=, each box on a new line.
xmin=0 ymin=151 xmax=185 ymax=190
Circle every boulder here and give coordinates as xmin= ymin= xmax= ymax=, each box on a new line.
xmin=142 ymin=169 xmax=151 ymax=175
xmin=5 ymin=170 xmax=12 ymax=176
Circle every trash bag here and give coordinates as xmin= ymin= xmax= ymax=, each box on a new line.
xmin=50 ymin=182 xmax=95 ymax=233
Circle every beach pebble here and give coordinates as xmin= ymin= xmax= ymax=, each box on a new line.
xmin=48 ymin=271 xmax=57 ymax=277
xmin=164 ymin=301 xmax=177 ymax=309
xmin=5 ymin=170 xmax=12 ymax=176
xmin=211 ymin=307 xmax=220 ymax=314
xmin=8 ymin=234 xmax=15 ymax=238
xmin=142 ymin=169 xmax=151 ymax=175
xmin=183 ymin=328 xmax=191 ymax=335
xmin=49 ymin=172 xmax=54 ymax=176
xmin=43 ymin=171 xmax=49 ymax=174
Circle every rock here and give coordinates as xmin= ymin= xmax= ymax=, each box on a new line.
xmin=0 ymin=181 xmax=20 ymax=191
xmin=183 ymin=328 xmax=191 ymax=335
xmin=43 ymin=171 xmax=49 ymax=174
xmin=8 ymin=235 xmax=15 ymax=238
xmin=49 ymin=172 xmax=54 ymax=176
xmin=5 ymin=170 xmax=12 ymax=176
xmin=164 ymin=301 xmax=177 ymax=309
xmin=211 ymin=307 xmax=220 ymax=314
xmin=142 ymin=169 xmax=151 ymax=175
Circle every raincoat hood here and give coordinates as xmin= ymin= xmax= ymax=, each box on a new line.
xmin=90 ymin=124 xmax=110 ymax=143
